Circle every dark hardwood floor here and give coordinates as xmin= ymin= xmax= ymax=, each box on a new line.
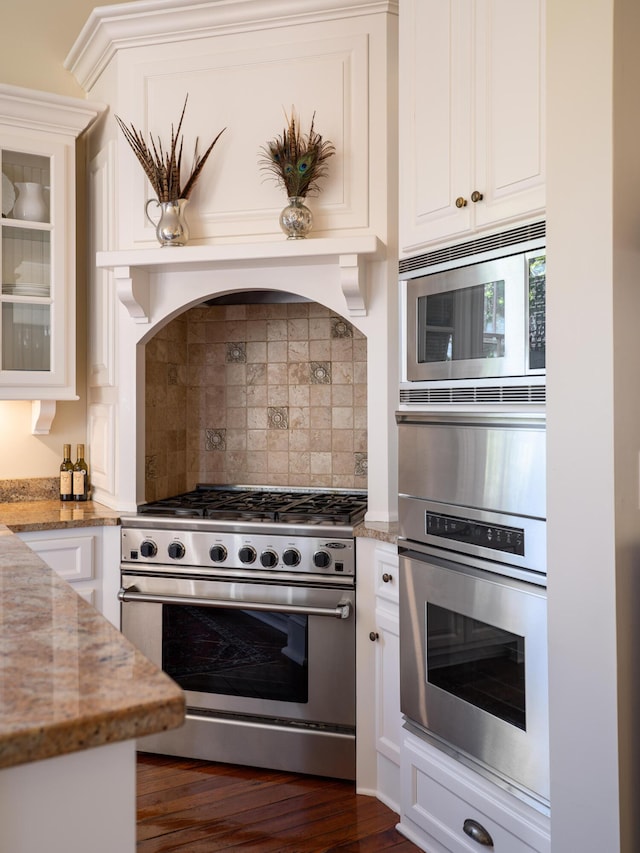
xmin=136 ymin=753 xmax=424 ymax=852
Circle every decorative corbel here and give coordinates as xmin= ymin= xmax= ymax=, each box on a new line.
xmin=31 ymin=400 xmax=57 ymax=435
xmin=114 ymin=265 xmax=150 ymax=322
xmin=339 ymin=253 xmax=367 ymax=317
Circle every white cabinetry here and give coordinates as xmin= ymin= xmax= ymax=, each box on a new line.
xmin=372 ymin=544 xmax=402 ymax=811
xmin=0 ymin=85 xmax=103 ymax=433
xmin=17 ymin=525 xmax=120 ymax=627
xmin=398 ymin=730 xmax=550 ymax=853
xmin=399 ymin=0 xmax=545 ymax=255
xmin=356 ymin=537 xmax=402 ymax=812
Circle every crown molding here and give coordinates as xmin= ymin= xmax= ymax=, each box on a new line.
xmin=65 ymin=0 xmax=399 ymax=92
xmin=0 ymin=84 xmax=105 ymax=138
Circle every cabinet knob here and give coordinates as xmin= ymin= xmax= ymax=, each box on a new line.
xmin=369 ymin=631 xmax=379 ymax=642
xmin=471 ymin=190 xmax=484 ymax=203
xmin=463 ymin=818 xmax=494 ymax=847
xmin=382 ymin=573 xmax=393 ymax=583
xmin=455 ymin=196 xmax=467 ymax=208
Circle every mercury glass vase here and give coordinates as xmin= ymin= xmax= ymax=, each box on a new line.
xmin=279 ymin=196 xmax=313 ymax=239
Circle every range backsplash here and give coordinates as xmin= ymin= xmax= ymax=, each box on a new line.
xmin=145 ymin=300 xmax=368 ymax=502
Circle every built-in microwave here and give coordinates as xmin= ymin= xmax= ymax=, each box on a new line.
xmin=399 ymin=235 xmax=546 ymax=394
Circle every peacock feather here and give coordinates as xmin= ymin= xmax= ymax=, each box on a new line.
xmin=259 ymin=108 xmax=335 ymax=198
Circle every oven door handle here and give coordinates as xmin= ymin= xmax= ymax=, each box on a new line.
xmin=117 ymin=586 xmax=352 ymax=619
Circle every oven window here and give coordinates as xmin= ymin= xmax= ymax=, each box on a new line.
xmin=426 ymin=603 xmax=525 ymax=730
xmin=162 ymin=605 xmax=308 ymax=703
xmin=417 ymin=280 xmax=505 ymax=363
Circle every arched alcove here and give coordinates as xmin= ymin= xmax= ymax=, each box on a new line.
xmin=142 ymin=290 xmax=368 ymax=501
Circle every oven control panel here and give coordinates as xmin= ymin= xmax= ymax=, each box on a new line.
xmin=426 ymin=511 xmax=525 ymax=556
xmin=121 ymin=527 xmax=356 ymax=577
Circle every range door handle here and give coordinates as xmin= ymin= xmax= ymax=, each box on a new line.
xmin=118 ymin=586 xmax=352 ymax=620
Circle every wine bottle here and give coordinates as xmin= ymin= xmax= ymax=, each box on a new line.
xmin=72 ymin=443 xmax=89 ymax=502
xmin=59 ymin=444 xmax=73 ymax=502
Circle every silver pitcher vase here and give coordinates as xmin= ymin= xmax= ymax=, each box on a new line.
xmin=145 ymin=198 xmax=190 ymax=247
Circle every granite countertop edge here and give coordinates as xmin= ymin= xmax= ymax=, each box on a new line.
xmin=0 ymin=526 xmax=185 ymax=771
xmin=353 ymin=519 xmax=398 ymax=546
xmin=0 ymin=499 xmax=121 ymax=533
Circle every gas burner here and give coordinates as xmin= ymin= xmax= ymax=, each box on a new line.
xmin=138 ymin=486 xmax=367 ymax=526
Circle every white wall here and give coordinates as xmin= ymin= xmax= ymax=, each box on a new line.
xmin=0 ymin=0 xmax=129 ymax=480
xmin=0 ymin=0 xmax=130 ymax=99
xmin=547 ymin=0 xmax=640 ymax=850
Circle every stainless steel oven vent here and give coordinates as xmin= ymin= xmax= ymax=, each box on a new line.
xmin=399 ymin=383 xmax=546 ymax=405
xmin=398 ymin=221 xmax=546 ymax=276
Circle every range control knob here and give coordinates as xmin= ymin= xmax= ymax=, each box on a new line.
xmin=260 ymin=549 xmax=279 ymax=568
xmin=140 ymin=540 xmax=157 ymax=558
xmin=313 ymin=550 xmax=332 ymax=569
xmin=167 ymin=541 xmax=185 ymax=560
xmin=239 ymin=545 xmax=257 ymax=564
xmin=209 ymin=544 xmax=228 ymax=563
xmin=282 ymin=548 xmax=301 ymax=568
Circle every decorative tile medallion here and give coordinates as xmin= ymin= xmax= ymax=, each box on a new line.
xmin=226 ymin=342 xmax=247 ymax=363
xmin=268 ymin=406 xmax=289 ymax=430
xmin=205 ymin=428 xmax=227 ymax=451
xmin=310 ymin=361 xmax=331 ymax=384
xmin=354 ymin=452 xmax=368 ymax=476
xmin=331 ymin=317 xmax=353 ymax=338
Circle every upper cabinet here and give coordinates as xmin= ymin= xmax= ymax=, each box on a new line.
xmin=0 ymin=86 xmax=103 ymax=430
xmin=399 ymin=0 xmax=545 ymax=256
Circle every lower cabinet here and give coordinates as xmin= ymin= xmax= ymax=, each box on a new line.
xmin=17 ymin=525 xmax=120 ymax=626
xmin=372 ymin=544 xmax=402 ymax=812
xmin=398 ymin=730 xmax=550 ymax=853
xmin=356 ymin=537 xmax=402 ymax=812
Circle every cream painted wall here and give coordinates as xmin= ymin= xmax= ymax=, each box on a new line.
xmin=0 ymin=1 xmax=128 ymax=481
xmin=0 ymin=0 xmax=130 ymax=99
xmin=547 ymin=0 xmax=640 ymax=850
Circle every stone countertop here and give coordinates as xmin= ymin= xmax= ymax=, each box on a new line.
xmin=3 ymin=498 xmax=401 ymax=545
xmin=354 ymin=519 xmax=398 ymax=546
xmin=0 ymin=499 xmax=121 ymax=533
xmin=0 ymin=526 xmax=185 ymax=770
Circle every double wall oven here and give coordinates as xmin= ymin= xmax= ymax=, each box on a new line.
xmin=119 ymin=485 xmax=367 ymax=780
xmin=396 ymin=412 xmax=549 ymax=810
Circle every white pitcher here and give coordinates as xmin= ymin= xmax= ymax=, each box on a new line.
xmin=13 ymin=182 xmax=47 ymax=222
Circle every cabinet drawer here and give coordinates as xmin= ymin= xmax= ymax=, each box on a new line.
xmin=401 ymin=731 xmax=549 ymax=853
xmin=21 ymin=534 xmax=95 ymax=583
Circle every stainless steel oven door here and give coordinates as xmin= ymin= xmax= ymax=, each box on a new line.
xmin=119 ymin=570 xmax=356 ymax=729
xmin=399 ymin=546 xmax=549 ymax=804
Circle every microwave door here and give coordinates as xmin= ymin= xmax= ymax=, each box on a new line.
xmin=407 ymin=254 xmax=527 ymax=382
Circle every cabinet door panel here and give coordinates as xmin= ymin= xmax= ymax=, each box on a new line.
xmin=399 ymin=0 xmax=545 ymax=253
xmin=399 ymin=0 xmax=472 ymax=253
xmin=21 ymin=534 xmax=95 ymax=583
xmin=473 ymin=0 xmax=545 ymax=228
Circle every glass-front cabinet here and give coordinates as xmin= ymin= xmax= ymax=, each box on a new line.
xmin=0 ymin=85 xmax=103 ymax=430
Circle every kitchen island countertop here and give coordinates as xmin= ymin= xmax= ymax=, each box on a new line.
xmin=0 ymin=525 xmax=185 ymax=770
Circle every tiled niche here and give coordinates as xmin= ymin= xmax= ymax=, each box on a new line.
xmin=145 ymin=300 xmax=368 ymax=501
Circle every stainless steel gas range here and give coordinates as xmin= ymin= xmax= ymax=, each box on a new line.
xmin=119 ymin=485 xmax=367 ymax=780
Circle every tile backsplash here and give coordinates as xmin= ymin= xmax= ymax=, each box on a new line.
xmin=145 ymin=301 xmax=368 ymax=502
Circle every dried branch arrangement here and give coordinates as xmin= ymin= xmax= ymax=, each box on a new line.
xmin=115 ymin=96 xmax=225 ymax=202
xmin=259 ymin=109 xmax=335 ymax=199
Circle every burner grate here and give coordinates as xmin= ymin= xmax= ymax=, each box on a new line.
xmin=138 ymin=486 xmax=367 ymax=525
